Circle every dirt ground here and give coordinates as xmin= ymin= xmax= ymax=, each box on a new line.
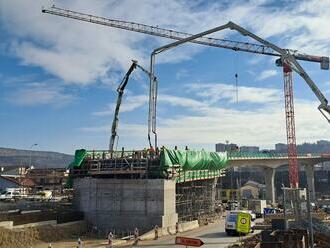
xmin=33 ymin=239 xmax=110 ymax=248
xmin=0 ymin=222 xmax=88 ymax=248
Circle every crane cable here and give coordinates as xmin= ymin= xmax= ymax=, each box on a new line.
xmin=233 ymin=51 xmax=239 ymax=104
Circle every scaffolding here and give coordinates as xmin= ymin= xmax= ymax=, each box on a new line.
xmin=71 ymin=150 xmax=162 ymax=179
xmin=176 ymin=179 xmax=216 ymax=222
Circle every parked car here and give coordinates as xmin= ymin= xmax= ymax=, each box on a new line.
xmin=0 ymin=188 xmax=22 ymax=201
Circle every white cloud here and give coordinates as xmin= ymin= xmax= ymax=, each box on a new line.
xmin=6 ymin=82 xmax=74 ymax=107
xmin=93 ymin=95 xmax=148 ymax=116
xmin=1 ymin=0 xmax=330 ymax=86
xmin=257 ymin=70 xmax=278 ymax=81
xmin=93 ymin=92 xmax=208 ymax=116
xmin=176 ymin=69 xmax=189 ymax=80
xmin=187 ymin=83 xmax=281 ymax=104
xmin=81 ymin=93 xmax=330 ymax=149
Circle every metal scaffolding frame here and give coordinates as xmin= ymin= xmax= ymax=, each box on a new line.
xmin=176 ymin=179 xmax=215 ymax=222
xmin=71 ymin=150 xmax=162 ymax=179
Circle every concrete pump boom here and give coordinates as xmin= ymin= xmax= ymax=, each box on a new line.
xmin=148 ymin=21 xmax=330 ymax=188
xmin=148 ymin=21 xmax=330 ymax=148
xmin=109 ymin=60 xmax=156 ymax=151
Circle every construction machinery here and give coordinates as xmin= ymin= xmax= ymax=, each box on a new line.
xmin=41 ymin=6 xmax=329 ymax=69
xmin=109 ymin=60 xmax=156 ymax=151
xmin=42 ymin=5 xmax=330 ymax=188
xmin=148 ymin=21 xmax=330 ymax=187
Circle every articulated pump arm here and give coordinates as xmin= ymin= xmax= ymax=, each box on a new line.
xmin=148 ymin=21 xmax=330 ymax=146
xmin=109 ymin=60 xmax=156 ymax=151
xmin=109 ymin=61 xmax=137 ymax=151
xmin=286 ymin=56 xmax=330 ymax=122
xmin=227 ymin=22 xmax=330 ymax=122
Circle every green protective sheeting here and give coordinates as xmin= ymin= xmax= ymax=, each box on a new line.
xmin=69 ymin=149 xmax=87 ymax=168
xmin=160 ymin=148 xmax=228 ymax=171
xmin=175 ymin=170 xmax=223 ymax=183
xmin=65 ymin=149 xmax=87 ymax=188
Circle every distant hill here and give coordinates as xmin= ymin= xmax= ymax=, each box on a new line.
xmin=0 ymin=147 xmax=74 ymax=168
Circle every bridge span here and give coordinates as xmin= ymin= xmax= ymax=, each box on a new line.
xmin=69 ymin=149 xmax=330 ymax=234
xmin=228 ymin=152 xmax=330 ymax=203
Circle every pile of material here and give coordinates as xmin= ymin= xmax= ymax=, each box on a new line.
xmin=314 ymin=232 xmax=330 ymax=248
xmin=241 ymin=234 xmax=261 ymax=248
xmin=0 ymin=222 xmax=87 ymax=248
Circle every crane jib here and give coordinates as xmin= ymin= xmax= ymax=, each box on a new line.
xmin=42 ymin=6 xmax=329 ymax=70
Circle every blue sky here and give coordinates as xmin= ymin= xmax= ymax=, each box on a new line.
xmin=0 ymin=0 xmax=330 ymax=154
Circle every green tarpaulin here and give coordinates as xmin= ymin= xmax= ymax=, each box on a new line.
xmin=66 ymin=148 xmax=228 ymax=187
xmin=66 ymin=149 xmax=87 ymax=188
xmin=160 ymin=148 xmax=228 ymax=171
xmin=69 ymin=149 xmax=87 ymax=168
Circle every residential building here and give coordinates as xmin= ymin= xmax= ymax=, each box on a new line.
xmin=0 ymin=175 xmax=35 ymax=193
xmin=215 ymin=143 xmax=238 ymax=152
xmin=275 ymin=143 xmax=287 ymax=153
xmin=26 ymin=168 xmax=69 ymax=191
xmin=239 ymin=180 xmax=265 ymax=199
xmin=240 ymin=146 xmax=259 ymax=153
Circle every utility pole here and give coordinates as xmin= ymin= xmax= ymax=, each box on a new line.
xmin=29 ymin=143 xmax=38 ymax=169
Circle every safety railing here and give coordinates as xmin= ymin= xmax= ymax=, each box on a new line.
xmin=227 ymin=151 xmax=322 ymax=159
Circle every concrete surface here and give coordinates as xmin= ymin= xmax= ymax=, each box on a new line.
xmin=136 ymin=217 xmax=259 ymax=248
xmin=0 ymin=221 xmax=13 ymax=229
xmin=74 ymin=178 xmax=178 ymax=234
xmin=139 ymin=220 xmax=199 ymax=241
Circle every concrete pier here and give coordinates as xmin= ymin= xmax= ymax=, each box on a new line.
xmin=305 ymin=165 xmax=316 ymax=202
xmin=264 ymin=167 xmax=276 ymax=203
xmin=74 ymin=178 xmax=178 ymax=234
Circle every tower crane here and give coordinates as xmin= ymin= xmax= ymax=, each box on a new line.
xmin=42 ymin=5 xmax=330 ymax=188
xmin=42 ymin=6 xmax=329 ymax=69
xmin=109 ymin=60 xmax=156 ymax=152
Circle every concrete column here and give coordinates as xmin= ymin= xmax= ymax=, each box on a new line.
xmin=305 ymin=165 xmax=315 ymax=202
xmin=264 ymin=167 xmax=276 ymax=204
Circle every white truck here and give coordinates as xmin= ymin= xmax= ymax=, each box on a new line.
xmin=225 ymin=210 xmax=256 ymax=236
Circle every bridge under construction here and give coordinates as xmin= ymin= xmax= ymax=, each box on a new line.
xmin=41 ymin=4 xmax=330 ymax=240
xmin=69 ymin=148 xmax=330 ymax=233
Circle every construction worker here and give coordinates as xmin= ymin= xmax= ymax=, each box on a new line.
xmin=148 ymin=146 xmax=155 ymax=158
xmin=154 ymin=225 xmax=159 ymax=240
xmin=142 ymin=148 xmax=147 ymax=158
xmin=76 ymin=237 xmax=83 ymax=248
xmin=108 ymin=231 xmax=114 ymax=248
xmin=134 ymin=227 xmax=139 ymax=244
